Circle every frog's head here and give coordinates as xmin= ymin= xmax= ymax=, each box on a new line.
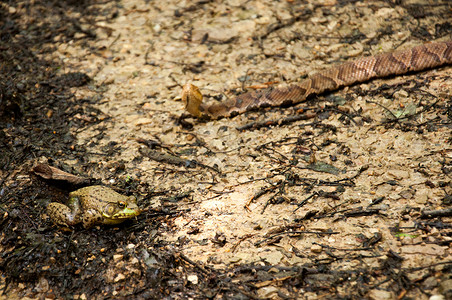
xmin=102 ymin=196 xmax=141 ymax=225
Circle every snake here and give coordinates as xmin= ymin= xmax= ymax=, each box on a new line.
xmin=181 ymin=40 xmax=452 ymax=120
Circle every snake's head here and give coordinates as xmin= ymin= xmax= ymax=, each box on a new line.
xmin=181 ymin=83 xmax=204 ymax=118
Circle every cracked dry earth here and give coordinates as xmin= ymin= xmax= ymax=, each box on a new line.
xmin=9 ymin=0 xmax=452 ymax=298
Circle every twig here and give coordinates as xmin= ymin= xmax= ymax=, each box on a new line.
xmin=255 ymin=230 xmax=339 ymax=247
xmin=244 ymin=184 xmax=279 ymax=210
xmin=236 ymin=112 xmax=317 ymax=131
xmin=178 ymin=253 xmax=209 ymax=274
xmin=421 ymin=208 xmax=452 ymax=218
xmin=230 ymin=234 xmax=255 ymax=252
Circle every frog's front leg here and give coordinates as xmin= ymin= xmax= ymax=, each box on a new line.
xmin=47 ymin=200 xmax=82 ymax=227
xmin=82 ymin=209 xmax=104 ymax=228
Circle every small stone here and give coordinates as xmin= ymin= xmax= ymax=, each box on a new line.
xmin=399 ymin=189 xmax=415 ymax=200
xmin=257 ymin=286 xmax=279 ymax=298
xmin=237 ymin=175 xmax=249 ymax=183
xmin=153 ymin=23 xmax=161 ymax=33
xmin=311 ymin=244 xmax=323 ymax=253
xmin=387 ymin=169 xmax=409 ymax=180
xmin=142 ymin=102 xmax=153 ymax=110
xmin=348 ymin=43 xmax=364 ymax=57
xmin=192 ymin=26 xmax=238 ymax=43
xmin=415 ymin=190 xmax=429 ymax=204
xmin=423 ymin=276 xmax=439 ymax=289
xmin=262 ymin=251 xmax=284 ymax=265
xmin=393 ymin=89 xmax=409 ymax=100
xmin=430 ymin=227 xmax=439 ymax=236
xmin=35 ymin=276 xmax=49 ymax=292
xmin=87 ymin=255 xmax=96 ymax=261
xmin=187 ymin=274 xmax=198 ymax=285
xmin=113 ymin=254 xmax=123 ymax=262
xmin=130 ymin=257 xmax=139 ymax=265
xmin=368 ymin=289 xmax=394 ymax=300
xmin=439 ymin=279 xmax=452 ymax=298
xmin=114 ymin=273 xmax=126 ymax=282
xmin=134 ymin=118 xmax=153 ymax=126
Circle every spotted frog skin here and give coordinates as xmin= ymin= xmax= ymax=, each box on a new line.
xmin=47 ymin=185 xmax=141 ymax=228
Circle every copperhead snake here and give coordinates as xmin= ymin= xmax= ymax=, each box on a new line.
xmin=181 ymin=40 xmax=451 ymax=120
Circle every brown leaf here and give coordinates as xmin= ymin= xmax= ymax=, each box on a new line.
xmin=32 ymin=164 xmax=89 ymax=185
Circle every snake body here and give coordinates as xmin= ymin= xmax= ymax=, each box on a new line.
xmin=182 ymin=41 xmax=452 ymax=119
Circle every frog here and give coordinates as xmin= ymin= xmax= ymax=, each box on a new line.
xmin=47 ymin=185 xmax=141 ymax=228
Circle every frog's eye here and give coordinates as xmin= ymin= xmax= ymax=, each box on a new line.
xmin=118 ymin=201 xmax=127 ymax=209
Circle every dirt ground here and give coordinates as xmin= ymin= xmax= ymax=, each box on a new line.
xmin=1 ymin=0 xmax=451 ymax=299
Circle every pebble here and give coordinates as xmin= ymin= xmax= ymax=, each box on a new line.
xmin=113 ymin=254 xmax=123 ymax=262
xmin=368 ymin=289 xmax=394 ymax=299
xmin=114 ymin=273 xmax=126 ymax=283
xmin=439 ymin=279 xmax=452 ymax=298
xmin=393 ymin=89 xmax=409 ymax=100
xmin=187 ymin=274 xmax=198 ymax=285
xmin=415 ymin=190 xmax=429 ymax=204
xmin=310 ymin=244 xmax=323 ymax=253
xmin=257 ymin=286 xmax=279 ymax=298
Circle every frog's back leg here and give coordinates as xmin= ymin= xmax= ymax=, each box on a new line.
xmin=47 ymin=203 xmax=82 ymax=227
